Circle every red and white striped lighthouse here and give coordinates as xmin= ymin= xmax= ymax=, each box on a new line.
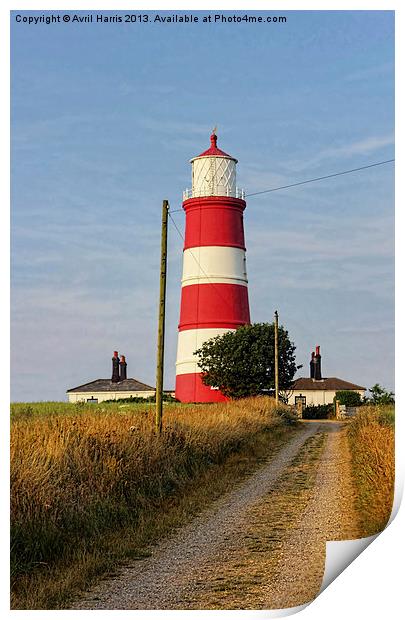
xmin=175 ymin=131 xmax=251 ymax=402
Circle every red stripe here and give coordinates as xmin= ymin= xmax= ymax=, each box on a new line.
xmin=183 ymin=196 xmax=246 ymax=250
xmin=179 ymin=321 xmax=243 ymax=331
xmin=175 ymin=372 xmax=228 ymax=403
xmin=178 ymin=283 xmax=250 ymax=331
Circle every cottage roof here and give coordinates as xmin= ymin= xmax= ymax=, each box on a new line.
xmin=291 ymin=377 xmax=366 ymax=391
xmin=66 ymin=378 xmax=155 ymax=394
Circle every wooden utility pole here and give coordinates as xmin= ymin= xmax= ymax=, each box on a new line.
xmin=155 ymin=200 xmax=169 ymax=434
xmin=274 ymin=310 xmax=279 ymax=405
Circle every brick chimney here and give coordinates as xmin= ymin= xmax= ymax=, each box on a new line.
xmin=111 ymin=350 xmax=120 ymax=383
xmin=119 ymin=355 xmax=127 ymax=381
xmin=314 ymin=345 xmax=322 ymax=380
xmin=310 ymin=351 xmax=315 ymax=379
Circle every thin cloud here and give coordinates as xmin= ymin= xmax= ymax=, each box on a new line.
xmin=285 ymin=134 xmax=394 ymax=172
xmin=247 ymin=217 xmax=393 ymax=263
xmin=324 ymin=135 xmax=394 ymax=158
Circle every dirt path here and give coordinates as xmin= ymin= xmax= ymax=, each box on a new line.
xmin=260 ymin=420 xmax=360 ymax=609
xmin=70 ymin=420 xmax=359 ymax=610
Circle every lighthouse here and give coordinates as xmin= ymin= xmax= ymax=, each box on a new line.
xmin=175 ymin=131 xmax=251 ymax=402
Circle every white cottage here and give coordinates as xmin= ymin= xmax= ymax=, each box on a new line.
xmin=287 ymin=346 xmax=366 ymax=407
xmin=66 ymin=351 xmax=156 ymax=403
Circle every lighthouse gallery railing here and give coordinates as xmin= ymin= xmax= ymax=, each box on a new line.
xmin=182 ymin=187 xmax=246 ymax=200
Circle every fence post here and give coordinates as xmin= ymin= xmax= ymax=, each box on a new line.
xmin=335 ymin=399 xmax=341 ymax=420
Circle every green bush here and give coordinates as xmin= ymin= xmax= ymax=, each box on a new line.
xmin=302 ymin=403 xmax=333 ymax=419
xmin=334 ymin=390 xmax=363 ymax=407
xmin=367 ymin=384 xmax=395 ymax=405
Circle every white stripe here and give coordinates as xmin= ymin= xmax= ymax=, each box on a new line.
xmin=181 ymin=246 xmax=248 ymax=288
xmin=176 ymin=327 xmax=235 ymax=376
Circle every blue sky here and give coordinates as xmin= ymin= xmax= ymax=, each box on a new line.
xmin=11 ymin=10 xmax=394 ymax=401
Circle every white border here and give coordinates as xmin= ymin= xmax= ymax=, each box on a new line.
xmin=3 ymin=2 xmax=402 ymax=619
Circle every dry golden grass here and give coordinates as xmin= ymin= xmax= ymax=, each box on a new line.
xmin=11 ymin=396 xmax=294 ymax=608
xmin=347 ymin=405 xmax=395 ymax=536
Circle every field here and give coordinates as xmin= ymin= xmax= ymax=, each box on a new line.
xmin=10 ymin=397 xmax=295 ymax=609
xmin=347 ymin=405 xmax=395 ymax=536
xmin=10 ymin=399 xmax=395 ymax=609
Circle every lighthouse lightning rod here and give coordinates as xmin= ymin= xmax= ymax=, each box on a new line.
xmin=155 ymin=200 xmax=169 ymax=434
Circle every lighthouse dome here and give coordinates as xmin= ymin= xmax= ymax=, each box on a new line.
xmin=183 ymin=132 xmax=244 ymax=200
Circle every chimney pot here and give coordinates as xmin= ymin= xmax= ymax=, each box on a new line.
xmin=119 ymin=354 xmax=127 ymax=381
xmin=310 ymin=351 xmax=315 ymax=378
xmin=111 ymin=351 xmax=120 ymax=382
xmin=314 ymin=345 xmax=322 ymax=380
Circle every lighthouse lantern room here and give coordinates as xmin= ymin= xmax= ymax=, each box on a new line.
xmin=175 ymin=131 xmax=251 ymax=402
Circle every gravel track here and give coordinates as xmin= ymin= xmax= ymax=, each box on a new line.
xmin=71 ymin=422 xmax=321 ymax=610
xmin=261 ymin=421 xmax=359 ymax=609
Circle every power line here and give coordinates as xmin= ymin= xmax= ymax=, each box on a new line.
xmin=167 ymin=157 xmax=394 ymax=317
xmin=167 ymin=211 xmax=239 ymax=315
xmin=168 ymin=158 xmax=394 ymax=212
xmin=167 ymin=210 xmax=185 ymax=241
xmin=245 ymin=158 xmax=394 ymax=197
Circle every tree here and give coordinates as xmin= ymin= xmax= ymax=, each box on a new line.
xmin=334 ymin=390 xmax=363 ymax=407
xmin=368 ymin=384 xmax=395 ymax=405
xmin=195 ymin=322 xmax=297 ymax=399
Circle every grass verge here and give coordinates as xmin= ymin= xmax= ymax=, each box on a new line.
xmin=11 ymin=396 xmax=298 ymax=609
xmin=347 ymin=405 xmax=395 ymax=537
